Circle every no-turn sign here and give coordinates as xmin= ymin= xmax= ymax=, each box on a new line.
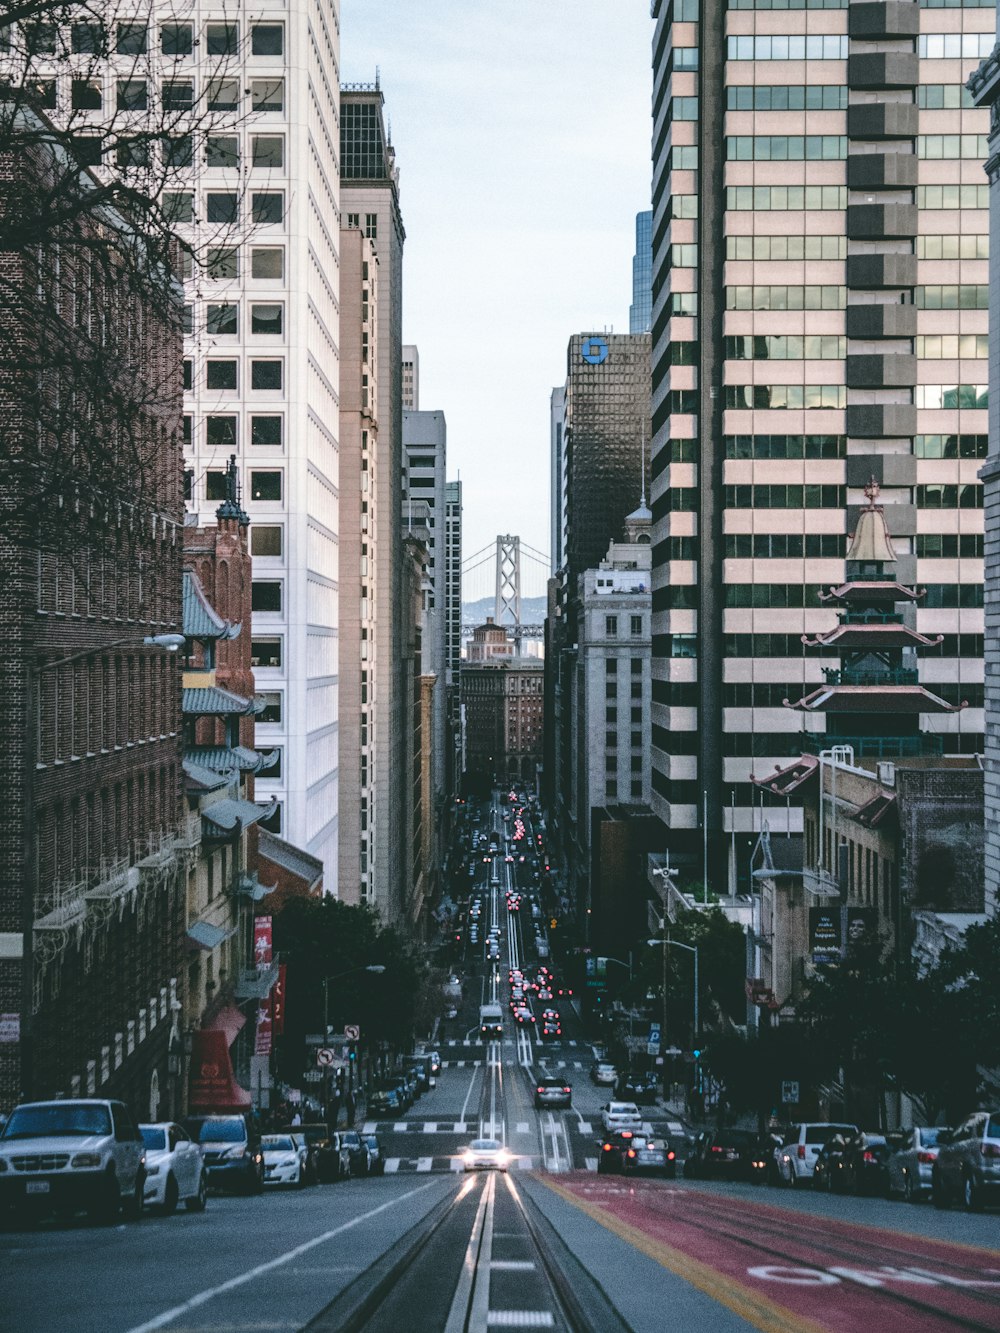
xmin=316 ymin=1048 xmax=336 ymax=1066
xmin=343 ymin=1024 xmax=361 ymax=1042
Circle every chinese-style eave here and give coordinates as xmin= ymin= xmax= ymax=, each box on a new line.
xmin=851 ymin=791 xmax=898 ymax=830
xmin=818 ymin=582 xmax=925 ymax=604
xmin=785 ymin=685 xmax=966 ymax=714
xmin=801 ymin=623 xmax=944 ymax=650
xmin=750 ymin=754 xmax=819 ymax=796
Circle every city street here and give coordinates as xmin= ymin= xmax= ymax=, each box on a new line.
xmin=3 ymin=792 xmax=998 ymax=1332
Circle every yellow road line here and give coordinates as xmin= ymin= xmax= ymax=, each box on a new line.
xmin=538 ymin=1178 xmax=828 ymax=1333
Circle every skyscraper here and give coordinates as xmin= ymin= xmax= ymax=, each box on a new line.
xmin=402 ymin=344 xmax=420 ymax=409
xmin=445 ymin=479 xmax=464 ymax=794
xmin=341 ymin=84 xmax=407 ymax=922
xmin=650 ymin=0 xmax=988 ymax=889
xmin=630 ymin=210 xmax=653 ymax=335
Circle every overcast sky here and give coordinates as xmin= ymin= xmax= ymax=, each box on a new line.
xmin=341 ymin=3 xmax=653 ymax=596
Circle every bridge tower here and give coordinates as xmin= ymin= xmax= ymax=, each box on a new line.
xmin=494 ymin=534 xmax=522 ymax=628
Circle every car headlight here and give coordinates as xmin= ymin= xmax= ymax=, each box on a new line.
xmin=462 ymin=1151 xmax=474 ymax=1164
xmin=223 ymin=1146 xmax=247 ymax=1160
xmin=281 ymin=1157 xmax=298 ymax=1167
xmin=497 ymin=1149 xmax=511 ymax=1164
xmin=71 ymin=1153 xmax=102 ymax=1169
xmin=145 ymin=1164 xmax=161 ymax=1176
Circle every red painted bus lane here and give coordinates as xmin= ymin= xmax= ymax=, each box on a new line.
xmin=541 ymin=1176 xmax=1000 ymax=1333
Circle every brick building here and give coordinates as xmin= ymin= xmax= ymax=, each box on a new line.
xmin=461 ymin=642 xmax=544 ymax=795
xmin=0 ymin=123 xmax=186 ymax=1116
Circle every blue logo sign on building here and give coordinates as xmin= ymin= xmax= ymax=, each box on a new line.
xmin=581 ymin=336 xmax=609 ymax=365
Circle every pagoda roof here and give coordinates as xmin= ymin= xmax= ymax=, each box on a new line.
xmin=846 ymin=477 xmax=897 ymax=563
xmin=187 ymin=745 xmax=279 ymax=775
xmin=851 ymin=791 xmax=898 ymax=830
xmin=785 ymin=685 xmax=966 ymax=715
xmin=818 ymin=582 xmax=925 ymax=604
xmin=750 ymin=754 xmax=819 ymax=796
xmin=183 ymin=686 xmax=267 ymax=717
xmin=183 ymin=571 xmax=241 ymax=643
xmin=802 ymin=623 xmax=944 ymax=650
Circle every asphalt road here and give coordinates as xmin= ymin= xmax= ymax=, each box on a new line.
xmin=3 ymin=790 xmax=998 ymax=1332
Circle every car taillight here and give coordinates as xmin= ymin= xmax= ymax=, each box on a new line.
xmin=627 ymin=1149 xmax=636 ymax=1158
xmin=917 ymin=1151 xmax=937 ymax=1164
xmin=667 ymin=1151 xmax=676 ymax=1161
xmin=863 ymin=1151 xmax=876 ymax=1163
xmin=602 ymin=1143 xmax=612 ymax=1152
xmin=537 ymin=1087 xmax=544 ymax=1094
xmin=981 ymin=1142 xmax=1000 ymax=1158
xmin=797 ymin=1145 xmax=806 ymax=1159
xmin=563 ymin=1087 xmax=571 ymax=1094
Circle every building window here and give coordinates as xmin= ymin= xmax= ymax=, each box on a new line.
xmin=206 ymin=136 xmax=239 ymax=168
xmin=164 ymin=135 xmax=193 ymax=168
xmin=117 ymin=138 xmax=149 ymax=169
xmin=206 ymin=360 xmax=237 ymax=391
xmin=207 ymin=78 xmax=239 ymax=111
xmin=71 ymin=79 xmax=103 ymax=110
xmin=251 ymin=23 xmax=283 ymax=55
xmin=183 ymin=359 xmax=192 ymax=390
xmin=206 ymin=191 xmax=238 ymax=223
xmin=631 ymin=780 xmax=643 ymax=798
xmin=251 ymin=248 xmax=284 ymax=279
xmin=206 ymin=303 xmax=238 ymax=335
xmin=252 ymin=136 xmax=284 ymax=169
xmin=71 ymin=22 xmax=105 ymax=54
xmin=251 ymin=525 xmax=283 ymax=557
xmin=117 ymin=80 xmax=147 ymax=111
xmin=206 ymin=22 xmax=238 ymax=56
xmin=161 ymin=23 xmax=193 ymax=55
xmin=251 ymin=415 xmax=283 ymax=446
xmin=207 ymin=247 xmax=239 ymax=278
xmin=251 ymin=78 xmax=284 ymax=111
xmin=251 ymin=303 xmax=283 ymax=335
xmin=206 ymin=415 xmax=237 ymax=447
xmin=630 ymin=615 xmax=643 ymax=636
xmin=605 ymin=615 xmax=618 ymax=637
xmin=260 ymin=747 xmax=282 ymax=780
xmin=261 ymin=803 xmax=282 ymax=834
xmin=258 ymin=691 xmax=283 ymax=723
xmin=205 ymin=472 xmax=227 ymax=501
xmin=251 ymin=192 xmax=283 ymax=225
xmin=163 ymin=190 xmax=193 ymax=221
xmin=250 ymin=471 xmax=282 ymax=501
xmin=251 ymin=637 xmax=282 ymax=668
xmin=252 ymin=582 xmax=282 ymax=613
xmin=251 ymin=361 xmax=282 ymax=390
xmin=365 ymin=213 xmax=378 ymax=239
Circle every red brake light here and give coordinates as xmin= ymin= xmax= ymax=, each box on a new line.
xmin=563 ymin=1087 xmax=571 ymax=1094
xmin=917 ymin=1151 xmax=937 ymax=1164
xmin=797 ymin=1145 xmax=806 ymax=1159
xmin=667 ymin=1151 xmax=676 ymax=1160
xmin=602 ymin=1143 xmax=612 ymax=1152
xmin=711 ymin=1146 xmax=723 ymax=1153
xmin=862 ymin=1150 xmax=876 ymax=1163
xmin=627 ymin=1149 xmax=636 ymax=1158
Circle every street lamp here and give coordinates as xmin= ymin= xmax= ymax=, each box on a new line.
xmin=19 ymin=630 xmax=186 ymax=1100
xmin=322 ymin=965 xmax=385 ymax=1120
xmin=647 ymin=934 xmax=699 ymax=1049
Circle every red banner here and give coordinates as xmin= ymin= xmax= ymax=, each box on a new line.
xmin=253 ymin=915 xmax=273 ymax=965
xmin=255 ymin=1000 xmax=272 ymax=1056
xmin=271 ymin=964 xmax=286 ymax=1035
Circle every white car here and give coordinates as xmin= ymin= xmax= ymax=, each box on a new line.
xmin=261 ymin=1133 xmax=309 ymax=1187
xmin=886 ymin=1127 xmax=944 ymax=1202
xmin=139 ymin=1122 xmax=207 ymax=1214
xmin=601 ymin=1102 xmax=644 ymax=1134
xmin=777 ymin=1122 xmax=858 ymax=1186
xmin=461 ymin=1139 xmax=511 ymax=1172
xmin=591 ymin=1061 xmax=618 ymax=1087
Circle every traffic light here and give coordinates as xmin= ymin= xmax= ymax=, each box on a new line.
xmin=693 ymin=1048 xmax=701 ymax=1060
xmin=349 ymin=1048 xmax=357 ymax=1062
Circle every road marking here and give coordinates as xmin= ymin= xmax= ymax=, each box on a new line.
xmin=460 ymin=1061 xmax=481 ymax=1123
xmin=445 ymin=1175 xmax=494 ymax=1333
xmin=487 ymin=1314 xmax=555 ymax=1328
xmin=423 ymin=1123 xmax=438 ymax=1133
xmin=576 ymin=1121 xmax=593 ymax=1135
xmin=584 ymin=1158 xmax=598 ymax=1172
xmin=491 ymin=1260 xmax=536 ymax=1271
xmin=123 ymin=1181 xmax=439 ymax=1333
xmin=516 ymin=1121 xmax=530 ymax=1134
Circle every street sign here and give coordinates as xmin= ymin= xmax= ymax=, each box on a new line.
xmin=664 ymin=1045 xmax=683 ymax=1057
xmin=305 ymin=1033 xmax=325 ymax=1046
xmin=646 ymin=1042 xmax=661 ymax=1057
xmin=316 ymin=1048 xmax=336 ymax=1066
xmin=343 ymin=1024 xmax=360 ymax=1042
xmin=648 ymin=1023 xmax=661 ymax=1045
xmin=781 ymin=1080 xmax=800 ymax=1104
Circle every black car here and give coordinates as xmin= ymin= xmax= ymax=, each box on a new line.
xmin=282 ymin=1123 xmax=344 ymax=1183
xmin=684 ymin=1129 xmax=762 ymax=1181
xmin=615 ymin=1075 xmax=659 ymax=1107
xmin=183 ymin=1115 xmax=263 ymax=1194
xmin=369 ymin=1081 xmax=404 ymax=1118
xmin=623 ymin=1136 xmax=677 ymax=1178
xmin=596 ymin=1130 xmax=636 ymax=1174
xmin=339 ymin=1129 xmax=369 ymax=1177
xmin=814 ymin=1131 xmax=892 ymax=1196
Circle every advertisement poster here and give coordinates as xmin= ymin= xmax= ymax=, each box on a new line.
xmin=253 ymin=915 xmax=273 ymax=965
xmin=271 ymin=964 xmax=286 ymax=1034
xmin=809 ymin=906 xmax=840 ymax=963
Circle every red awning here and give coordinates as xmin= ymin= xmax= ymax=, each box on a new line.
xmin=205 ymin=1004 xmax=247 ymax=1046
xmin=188 ymin=1029 xmax=252 ymax=1112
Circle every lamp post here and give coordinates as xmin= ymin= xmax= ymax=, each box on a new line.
xmin=647 ymin=933 xmax=700 ymax=1092
xmin=322 ymin=965 xmax=385 ymax=1124
xmin=20 ymin=631 xmax=186 ymax=1101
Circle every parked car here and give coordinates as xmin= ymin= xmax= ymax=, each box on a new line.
xmin=362 ymin=1133 xmax=385 ymax=1176
xmin=534 ymin=1077 xmax=572 ymax=1110
xmin=278 ymin=1123 xmax=336 ymax=1182
xmin=0 ymin=1098 xmax=145 ymax=1223
xmin=261 ymin=1133 xmax=309 ymax=1188
xmin=813 ymin=1131 xmax=891 ymax=1196
xmin=596 ymin=1130 xmax=635 ymax=1174
xmin=623 ymin=1136 xmax=676 ymax=1178
xmin=933 ymin=1110 xmax=1000 ymax=1212
xmin=601 ymin=1101 xmax=644 ymax=1134
xmin=886 ymin=1126 xmax=944 ymax=1202
xmin=615 ymin=1075 xmax=659 ymax=1107
xmin=684 ymin=1129 xmax=763 ymax=1182
xmin=591 ymin=1061 xmax=618 ymax=1087
xmin=339 ymin=1130 xmax=369 ymax=1177
xmin=183 ymin=1115 xmax=264 ymax=1195
xmin=139 ymin=1122 xmax=207 ymax=1213
xmin=775 ymin=1122 xmax=858 ymax=1187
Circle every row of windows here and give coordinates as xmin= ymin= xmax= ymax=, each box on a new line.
xmin=3 ymin=19 xmax=283 ymax=56
xmin=918 ymin=84 xmax=978 ymax=109
xmin=182 ymin=415 xmax=283 ymax=448
xmin=725 ymin=434 xmax=846 ymax=459
xmin=917 ymin=483 xmax=983 ymax=507
xmin=189 ymin=468 xmax=284 ymax=503
xmin=917 ymin=134 xmax=990 ymax=159
xmin=915 ymin=335 xmax=988 ymax=359
xmin=728 ymin=34 xmax=848 ymax=60
xmin=724 ymin=335 xmax=846 ymax=361
xmin=185 ymin=302 xmax=284 ymax=337
xmin=726 ymin=286 xmax=845 ymax=310
xmin=670 ymin=146 xmax=699 ymax=171
xmin=73 ymin=132 xmax=285 ymax=172
xmin=605 ymin=657 xmax=645 ymax=673
xmin=671 ymin=96 xmax=699 ymax=121
xmin=724 ymin=533 xmax=845 ymax=559
xmin=917 ymin=185 xmax=989 ymax=209
xmin=183 ymin=358 xmax=284 ymax=392
xmin=916 ymin=286 xmax=989 ymax=310
xmin=919 ymin=33 xmax=995 ymax=59
xmin=726 ymin=135 xmax=847 ymax=161
xmin=725 ymin=235 xmax=845 ymax=262
xmin=188 ymin=246 xmax=284 ymax=281
xmin=914 ymin=433 xmax=988 ymax=457
xmin=724 ymin=484 xmax=846 ymax=507
xmin=604 ymin=615 xmax=645 ymax=638
xmin=724 ymin=384 xmax=846 ymax=410
xmin=727 ymin=185 xmax=847 ymax=212
xmin=915 ymin=384 xmax=987 ymax=409
xmin=726 ymin=84 xmax=847 ymax=111
xmin=917 ymin=235 xmax=989 ymax=261
xmin=916 ymin=534 xmax=984 ymax=558
xmin=164 ymin=190 xmax=284 ymax=226
xmin=38 ymin=76 xmax=284 ymax=115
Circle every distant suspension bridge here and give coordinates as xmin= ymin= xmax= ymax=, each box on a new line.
xmin=461 ymin=535 xmax=550 ymax=645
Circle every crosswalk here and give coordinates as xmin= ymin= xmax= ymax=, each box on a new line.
xmin=440 ymin=1059 xmax=584 ymax=1069
xmin=445 ymin=1038 xmax=584 ymax=1047
xmin=362 ymin=1121 xmax=472 ymax=1134
xmin=384 ymin=1156 xmax=535 ymax=1174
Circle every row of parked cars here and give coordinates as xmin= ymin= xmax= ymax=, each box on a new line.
xmin=368 ymin=1050 xmax=440 ymax=1118
xmin=683 ymin=1113 xmax=1000 ymax=1212
xmin=0 ymin=1096 xmax=392 ymax=1226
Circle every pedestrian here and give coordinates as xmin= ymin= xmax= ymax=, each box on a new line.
xmin=291 ymin=1108 xmax=301 ymax=1126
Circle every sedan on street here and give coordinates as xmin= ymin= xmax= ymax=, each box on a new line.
xmin=601 ymin=1101 xmax=644 ymax=1134
xmin=262 ymin=1134 xmax=308 ymax=1188
xmin=461 ymin=1139 xmax=511 ymax=1172
xmin=140 ymin=1122 xmax=207 ymax=1213
xmin=886 ymin=1126 xmax=944 ymax=1201
xmin=534 ymin=1077 xmax=572 ymax=1110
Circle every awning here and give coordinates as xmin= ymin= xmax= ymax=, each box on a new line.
xmin=183 ymin=759 xmax=233 ymax=792
xmin=186 ymin=919 xmax=236 ymax=951
xmin=188 ymin=1029 xmax=252 ymax=1112
xmin=234 ymin=960 xmax=280 ymax=1000
xmin=202 ymin=798 xmax=277 ymax=836
xmin=236 ymin=873 xmax=276 ymax=902
xmin=205 ymin=1004 xmax=247 ymax=1045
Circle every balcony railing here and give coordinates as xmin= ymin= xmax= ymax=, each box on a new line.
xmin=800 ymin=734 xmax=944 ymax=759
xmin=822 ymin=668 xmax=919 ymax=687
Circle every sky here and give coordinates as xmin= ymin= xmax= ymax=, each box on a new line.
xmin=341 ymin=2 xmax=654 ymax=597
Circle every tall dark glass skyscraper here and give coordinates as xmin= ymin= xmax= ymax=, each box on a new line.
xmin=630 ymin=210 xmax=653 ymax=335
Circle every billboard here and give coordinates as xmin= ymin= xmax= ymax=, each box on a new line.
xmin=809 ymin=906 xmax=840 ymax=963
xmin=253 ymin=916 xmax=273 ymax=965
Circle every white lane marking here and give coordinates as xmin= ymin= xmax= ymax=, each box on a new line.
xmin=423 ymin=1123 xmax=438 ymax=1133
xmin=362 ymin=1122 xmax=375 ymax=1134
xmin=385 ymin=1160 xmax=400 ymax=1172
xmin=577 ymin=1122 xmax=593 ymax=1135
xmin=417 ymin=1156 xmax=433 ymax=1172
xmin=394 ymin=1123 xmax=409 ymax=1132
xmin=487 ymin=1313 xmax=555 ymax=1327
xmin=123 ymin=1181 xmax=438 ymax=1333
xmin=460 ymin=1061 xmax=482 ymax=1123
xmin=491 ymin=1260 xmax=536 ymax=1271
xmin=453 ymin=1122 xmax=470 ymax=1132
xmin=516 ymin=1121 xmax=530 ymax=1135
xmin=584 ymin=1158 xmax=598 ymax=1172
xmin=444 ymin=1173 xmax=494 ymax=1333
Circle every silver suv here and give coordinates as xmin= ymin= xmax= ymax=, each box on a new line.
xmin=777 ymin=1122 xmax=858 ymax=1186
xmin=932 ymin=1110 xmax=1000 ymax=1212
xmin=0 ymin=1098 xmax=145 ymax=1223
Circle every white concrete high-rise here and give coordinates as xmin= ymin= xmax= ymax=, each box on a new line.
xmin=402 ymin=344 xmax=420 ymax=410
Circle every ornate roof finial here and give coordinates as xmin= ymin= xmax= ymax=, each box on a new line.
xmin=216 ymin=453 xmax=249 ymax=526
xmin=864 ymin=475 xmax=881 ymax=510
